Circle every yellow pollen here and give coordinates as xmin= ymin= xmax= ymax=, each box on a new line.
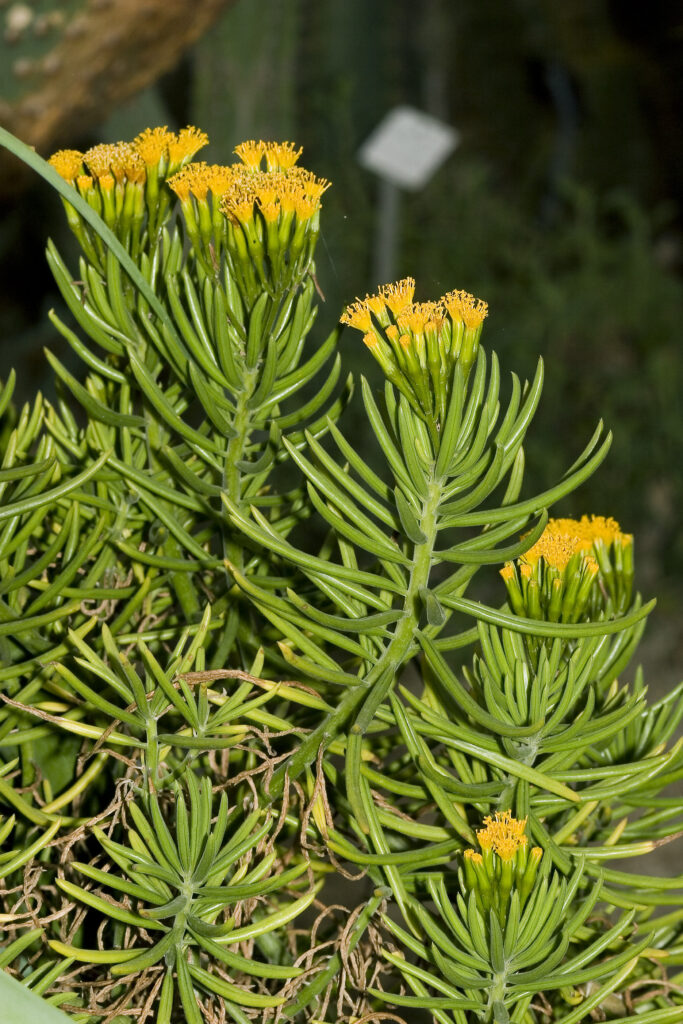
xmin=365 ymin=294 xmax=386 ymax=318
xmin=500 ymin=563 xmax=515 ymax=582
xmin=260 ymin=199 xmax=281 ymax=222
xmin=399 ymin=333 xmax=412 ymax=350
xmin=48 ymin=149 xmax=84 ymax=182
xmin=298 ymin=174 xmax=330 ymax=201
xmin=363 ymin=332 xmax=378 ymax=349
xmin=519 ymin=562 xmax=532 ymax=580
xmin=83 ymin=143 xmax=119 ymax=179
xmin=99 ymin=173 xmax=115 ymax=192
xmin=123 ymin=151 xmax=146 ymax=184
xmin=76 ymin=175 xmax=93 ymax=192
xmin=385 ymin=324 xmax=399 ymax=342
xmin=464 ymin=849 xmax=483 ymax=865
xmin=108 ymin=143 xmax=137 ymax=184
xmin=380 ymin=277 xmax=416 ymax=316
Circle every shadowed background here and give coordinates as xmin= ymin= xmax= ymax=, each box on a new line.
xmin=1 ymin=0 xmax=681 ymax=692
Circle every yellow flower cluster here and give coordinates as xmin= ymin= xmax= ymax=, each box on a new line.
xmin=476 ymin=810 xmax=529 ymax=861
xmin=48 ymin=126 xmax=210 ymax=259
xmin=49 ymin=126 xmax=208 ymax=187
xmin=166 ymin=163 xmax=234 ymax=203
xmin=233 ymin=139 xmax=303 ymax=172
xmin=167 ymin=147 xmax=328 ymax=221
xmin=521 ymin=515 xmax=631 ymax=571
xmin=166 ymin=141 xmax=329 ymax=289
xmin=462 ymin=811 xmax=543 ymax=921
xmin=220 ymin=166 xmax=329 ymax=227
xmin=500 ymin=515 xmax=635 ymax=627
xmin=340 ymin=279 xmax=488 ymax=427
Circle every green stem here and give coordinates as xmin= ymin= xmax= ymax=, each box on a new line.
xmin=222 ymin=368 xmax=258 ymax=573
xmin=268 ymin=473 xmax=443 ymax=801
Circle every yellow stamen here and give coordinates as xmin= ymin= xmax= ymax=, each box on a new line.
xmin=168 ymin=126 xmax=209 ymax=165
xmin=123 ymin=152 xmax=146 ymax=184
xmin=293 ymin=192 xmax=319 ymax=220
xmin=340 ymin=300 xmax=374 ymax=333
xmin=464 ymin=849 xmax=483 ymax=864
xmin=205 ymin=165 xmax=234 ymax=196
xmin=83 ymin=143 xmax=120 ymax=179
xmin=234 ymin=140 xmax=266 ymax=169
xmin=167 ymin=170 xmax=191 ymax=203
xmin=476 ymin=810 xmax=528 ymax=858
xmin=363 ymin=332 xmax=378 ymax=349
xmin=260 ymin=199 xmax=281 ymax=223
xmin=521 ymin=516 xmax=631 ymax=571
xmin=442 ymin=288 xmax=488 ymax=328
xmin=365 ymin=294 xmax=386 ymax=319
xmin=265 ymin=141 xmax=303 ymax=170
xmin=380 ymin=277 xmax=416 ymax=316
xmin=134 ymin=126 xmax=174 ymax=166
xmin=397 ymin=302 xmax=438 ymax=336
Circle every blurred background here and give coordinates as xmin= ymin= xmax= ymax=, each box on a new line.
xmin=0 ymin=0 xmax=681 ymax=692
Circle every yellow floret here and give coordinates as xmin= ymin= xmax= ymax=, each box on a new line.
xmin=442 ymin=288 xmax=488 ymax=328
xmin=265 ymin=140 xmax=303 ymax=170
xmin=234 ymin=139 xmax=266 ymax=169
xmin=476 ymin=810 xmax=528 ymax=858
xmin=48 ymin=149 xmax=84 ymax=182
xmin=167 ymin=169 xmax=191 ymax=203
xmin=134 ymin=126 xmax=174 ymax=166
xmin=380 ymin=277 xmax=416 ymax=316
xmin=340 ymin=299 xmax=374 ymax=333
xmin=397 ymin=302 xmax=439 ymax=336
xmin=168 ymin=126 xmax=209 ymax=165
xmin=521 ymin=516 xmax=630 ymax=571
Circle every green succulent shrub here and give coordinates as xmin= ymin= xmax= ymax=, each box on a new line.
xmin=0 ymin=123 xmax=682 ymax=1024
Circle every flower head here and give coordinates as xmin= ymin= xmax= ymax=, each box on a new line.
xmin=234 ymin=139 xmax=266 ymax=169
xmin=501 ymin=514 xmax=634 ymax=629
xmin=48 ymin=149 xmax=84 ymax=183
xmin=463 ymin=811 xmax=543 ymax=922
xmin=476 ymin=810 xmax=528 ymax=857
xmin=265 ymin=140 xmax=302 ymax=171
xmin=134 ymin=126 xmax=174 ymax=166
xmin=380 ymin=277 xmax=416 ymax=316
xmin=340 ymin=278 xmax=489 ymax=429
xmin=443 ymin=288 xmax=488 ymax=329
xmin=167 ymin=126 xmax=209 ymax=169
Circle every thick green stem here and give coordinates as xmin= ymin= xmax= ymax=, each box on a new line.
xmin=268 ymin=473 xmax=443 ymax=801
xmin=222 ymin=368 xmax=258 ymax=573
